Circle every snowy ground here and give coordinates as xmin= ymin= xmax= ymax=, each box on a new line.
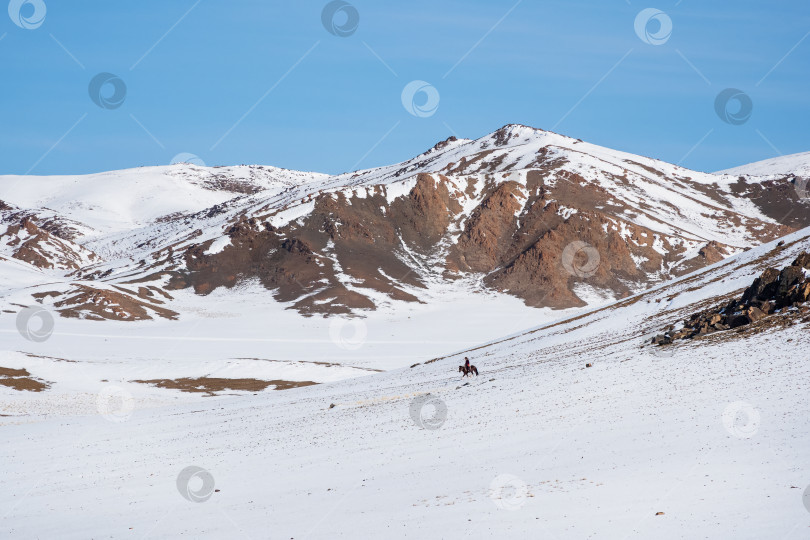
xmin=2 ymin=229 xmax=809 ymax=538
xmin=0 ymin=276 xmax=582 ymax=419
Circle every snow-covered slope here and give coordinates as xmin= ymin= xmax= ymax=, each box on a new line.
xmin=2 ymin=226 xmax=808 ymax=539
xmin=718 ymin=151 xmax=810 ymax=177
xmin=714 ymin=152 xmax=810 ymax=231
xmin=0 ymin=164 xmax=327 ymax=238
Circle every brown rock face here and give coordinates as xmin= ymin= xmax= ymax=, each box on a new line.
xmin=796 ymin=281 xmax=810 ymax=302
xmin=741 ymin=267 xmax=781 ymax=304
xmin=793 ymin=252 xmax=810 ymax=269
xmin=168 ymin=214 xmax=377 ymax=315
xmin=1 ymin=217 xmax=98 ymax=270
xmin=727 ymin=176 xmax=810 ymax=230
xmin=450 ymin=181 xmax=525 ymax=272
xmin=389 ymin=174 xmax=460 ymax=251
xmin=697 ymin=241 xmax=726 ymax=265
xmin=104 ymin=126 xmax=804 ymax=316
xmin=162 ymin=164 xmax=795 ymax=315
xmin=51 ymin=285 xmax=178 ymax=321
xmin=169 ymin=181 xmax=443 ymax=315
xmin=485 ymin=212 xmax=643 ymax=308
xmin=776 ymin=265 xmax=805 ymax=304
xmin=4 ymin=125 xmax=808 ymax=322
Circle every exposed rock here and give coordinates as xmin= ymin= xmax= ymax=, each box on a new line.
xmin=652 ymin=249 xmax=810 ymax=344
xmin=696 ymin=241 xmax=727 ymax=266
xmin=8 ymin=126 xmax=803 ymax=318
xmin=48 ymin=285 xmax=179 ymax=321
xmin=727 ymin=175 xmax=810 ymax=230
xmin=741 ymin=267 xmax=780 ymax=304
xmin=450 ymin=180 xmax=524 ymax=272
xmin=775 ymin=265 xmax=805 ymax=305
xmin=746 ymin=306 xmax=766 ymax=322
xmin=0 ymin=217 xmax=98 ymax=270
xmin=795 ymin=281 xmax=810 ymax=303
xmin=793 ymin=252 xmax=810 ymax=269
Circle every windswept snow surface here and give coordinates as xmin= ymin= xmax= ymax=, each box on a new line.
xmin=2 ymin=228 xmax=809 ymax=538
xmin=718 ymin=151 xmax=810 ymax=177
xmin=0 ymin=164 xmax=327 ymax=238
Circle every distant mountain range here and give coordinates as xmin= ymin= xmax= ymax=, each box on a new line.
xmin=1 ymin=124 xmax=808 ymax=320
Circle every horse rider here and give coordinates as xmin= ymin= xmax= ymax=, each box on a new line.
xmin=464 ymin=357 xmax=471 ymax=372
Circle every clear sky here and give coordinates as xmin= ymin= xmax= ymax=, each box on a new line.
xmin=1 ymin=0 xmax=808 ymax=176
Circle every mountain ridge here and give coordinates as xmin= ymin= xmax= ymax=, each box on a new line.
xmin=0 ymin=124 xmax=808 ymax=319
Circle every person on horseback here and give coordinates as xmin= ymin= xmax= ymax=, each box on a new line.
xmin=459 ymin=357 xmax=478 ymax=377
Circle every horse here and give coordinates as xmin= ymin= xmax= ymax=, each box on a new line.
xmin=458 ymin=365 xmax=479 ymax=377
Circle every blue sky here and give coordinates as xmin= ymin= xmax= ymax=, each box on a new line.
xmin=1 ymin=0 xmax=808 ymax=176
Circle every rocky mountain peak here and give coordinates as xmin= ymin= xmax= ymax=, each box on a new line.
xmin=0 ymin=127 xmax=808 ymax=319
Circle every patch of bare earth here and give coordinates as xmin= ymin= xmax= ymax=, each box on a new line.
xmin=0 ymin=367 xmax=50 ymax=392
xmin=133 ymin=377 xmax=318 ymax=396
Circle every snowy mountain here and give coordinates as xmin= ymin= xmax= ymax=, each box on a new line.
xmin=2 ymin=126 xmax=810 ymax=538
xmin=719 ymin=150 xmax=810 ymax=177
xmin=2 ymin=221 xmax=808 ymax=538
xmin=717 ymin=151 xmax=810 ymax=230
xmin=0 ymin=125 xmax=805 ymax=321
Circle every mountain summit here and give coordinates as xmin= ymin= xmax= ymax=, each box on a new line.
xmin=0 ymin=125 xmax=807 ymax=319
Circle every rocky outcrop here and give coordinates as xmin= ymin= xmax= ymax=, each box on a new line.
xmin=389 ymin=174 xmax=461 ymax=251
xmin=167 ymin=184 xmax=433 ymax=315
xmin=0 ymin=217 xmax=98 ymax=270
xmin=652 ymin=250 xmax=810 ymax=345
xmin=35 ymin=285 xmax=179 ymax=321
xmin=450 ymin=180 xmax=525 ymax=272
xmin=485 ymin=212 xmax=642 ymax=308
xmin=726 ymin=176 xmax=810 ymax=230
